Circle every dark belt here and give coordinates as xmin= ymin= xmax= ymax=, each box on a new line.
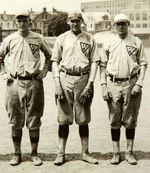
xmin=11 ymin=74 xmax=38 ymax=80
xmin=60 ymin=69 xmax=89 ymax=76
xmin=108 ymin=73 xmax=137 ymax=82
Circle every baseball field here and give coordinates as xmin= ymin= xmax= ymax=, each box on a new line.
xmin=0 ymin=48 xmax=150 ymax=173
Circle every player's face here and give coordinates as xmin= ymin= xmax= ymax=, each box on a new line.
xmin=115 ymin=22 xmax=129 ymax=39
xmin=68 ymin=19 xmax=82 ymax=34
xmin=15 ymin=17 xmax=30 ymax=33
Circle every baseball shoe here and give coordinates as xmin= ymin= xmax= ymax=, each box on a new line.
xmin=82 ymin=153 xmax=99 ymax=164
xmin=125 ymin=151 xmax=137 ymax=165
xmin=54 ymin=154 xmax=65 ymax=166
xmin=10 ymin=153 xmax=21 ymax=166
xmin=110 ymin=152 xmax=121 ymax=165
xmin=31 ymin=155 xmax=42 ymax=166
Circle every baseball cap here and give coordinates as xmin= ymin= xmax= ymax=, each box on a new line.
xmin=15 ymin=11 xmax=30 ymax=19
xmin=68 ymin=11 xmax=83 ymax=20
xmin=114 ymin=14 xmax=130 ymax=24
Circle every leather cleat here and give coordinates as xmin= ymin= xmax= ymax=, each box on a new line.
xmin=125 ymin=152 xmax=137 ymax=165
xmin=54 ymin=154 xmax=65 ymax=166
xmin=31 ymin=155 xmax=42 ymax=166
xmin=82 ymin=153 xmax=99 ymax=164
xmin=10 ymin=154 xmax=21 ymax=166
xmin=110 ymin=153 xmax=121 ymax=165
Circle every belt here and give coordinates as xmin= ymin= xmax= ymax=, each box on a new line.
xmin=11 ymin=74 xmax=38 ymax=80
xmin=108 ymin=73 xmax=137 ymax=82
xmin=60 ymin=69 xmax=89 ymax=76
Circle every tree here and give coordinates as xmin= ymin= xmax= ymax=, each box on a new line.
xmin=48 ymin=12 xmax=70 ymax=36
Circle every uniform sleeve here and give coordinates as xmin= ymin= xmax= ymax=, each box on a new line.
xmin=100 ymin=42 xmax=109 ymax=67
xmin=51 ymin=36 xmax=62 ymax=62
xmin=137 ymin=40 xmax=148 ymax=66
xmin=90 ymin=38 xmax=100 ymax=62
xmin=0 ymin=38 xmax=10 ymax=61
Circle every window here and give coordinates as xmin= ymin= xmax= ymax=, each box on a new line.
xmin=142 ymin=13 xmax=147 ymax=20
xmin=136 ymin=13 xmax=140 ymax=20
xmin=143 ymin=23 xmax=147 ymax=28
xmin=134 ymin=3 xmax=141 ymax=9
xmin=7 ymin=23 xmax=10 ymax=28
xmin=129 ymin=14 xmax=134 ymax=20
xmin=136 ymin=24 xmax=141 ymax=28
xmin=130 ymin=24 xmax=134 ymax=28
xmin=103 ymin=15 xmax=108 ymax=20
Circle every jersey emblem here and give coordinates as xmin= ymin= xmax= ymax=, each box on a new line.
xmin=29 ymin=44 xmax=39 ymax=55
xmin=80 ymin=42 xmax=91 ymax=54
xmin=126 ymin=45 xmax=137 ymax=56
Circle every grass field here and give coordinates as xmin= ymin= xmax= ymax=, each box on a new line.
xmin=0 ymin=48 xmax=150 ymax=173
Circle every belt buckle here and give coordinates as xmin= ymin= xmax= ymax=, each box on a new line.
xmin=31 ymin=75 xmax=34 ymax=80
xmin=113 ymin=75 xmax=116 ymax=82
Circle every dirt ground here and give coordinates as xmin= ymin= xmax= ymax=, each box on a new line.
xmin=0 ymin=49 xmax=150 ymax=173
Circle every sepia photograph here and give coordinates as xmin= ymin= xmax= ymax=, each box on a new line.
xmin=0 ymin=0 xmax=150 ymax=172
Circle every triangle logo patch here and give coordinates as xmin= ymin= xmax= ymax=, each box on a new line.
xmin=126 ymin=45 xmax=137 ymax=56
xmin=29 ymin=44 xmax=39 ymax=55
xmin=80 ymin=42 xmax=91 ymax=54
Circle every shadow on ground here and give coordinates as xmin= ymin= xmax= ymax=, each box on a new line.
xmin=0 ymin=151 xmax=149 ymax=162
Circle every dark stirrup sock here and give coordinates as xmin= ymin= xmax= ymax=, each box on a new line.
xmin=79 ymin=124 xmax=89 ymax=137
xmin=111 ymin=128 xmax=120 ymax=141
xmin=126 ymin=128 xmax=135 ymax=139
xmin=58 ymin=125 xmax=69 ymax=139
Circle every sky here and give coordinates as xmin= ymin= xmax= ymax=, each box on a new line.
xmin=0 ymin=0 xmax=94 ymax=14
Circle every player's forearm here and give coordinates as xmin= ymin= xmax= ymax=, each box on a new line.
xmin=88 ymin=61 xmax=98 ymax=82
xmin=52 ymin=61 xmax=60 ymax=77
xmin=0 ymin=57 xmax=6 ymax=75
xmin=136 ymin=65 xmax=147 ymax=87
xmin=99 ymin=66 xmax=107 ymax=86
xmin=85 ymin=61 xmax=98 ymax=88
xmin=52 ymin=61 xmax=62 ymax=88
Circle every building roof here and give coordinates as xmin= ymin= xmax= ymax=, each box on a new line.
xmin=30 ymin=11 xmax=54 ymax=20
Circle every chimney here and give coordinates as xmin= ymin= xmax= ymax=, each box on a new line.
xmin=43 ymin=7 xmax=46 ymax=12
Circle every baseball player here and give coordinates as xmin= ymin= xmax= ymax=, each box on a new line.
xmin=100 ymin=13 xmax=148 ymax=165
xmin=52 ymin=12 xmax=100 ymax=165
xmin=0 ymin=12 xmax=51 ymax=166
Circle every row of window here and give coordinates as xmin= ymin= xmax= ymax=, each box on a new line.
xmin=81 ymin=0 xmax=130 ymax=9
xmin=86 ymin=15 xmax=109 ymax=21
xmin=0 ymin=15 xmax=15 ymax=20
xmin=130 ymin=23 xmax=149 ymax=28
xmin=0 ymin=21 xmax=45 ymax=30
xmin=129 ymin=13 xmax=149 ymax=20
xmin=0 ymin=23 xmax=16 ymax=29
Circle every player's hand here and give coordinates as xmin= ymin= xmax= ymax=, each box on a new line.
xmin=101 ymin=84 xmax=112 ymax=101
xmin=131 ymin=84 xmax=142 ymax=96
xmin=2 ymin=73 xmax=12 ymax=80
xmin=2 ymin=73 xmax=14 ymax=86
xmin=55 ymin=86 xmax=64 ymax=101
xmin=79 ymin=83 xmax=93 ymax=105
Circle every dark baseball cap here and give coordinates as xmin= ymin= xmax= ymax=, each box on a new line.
xmin=15 ymin=11 xmax=30 ymax=19
xmin=68 ymin=11 xmax=83 ymax=20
